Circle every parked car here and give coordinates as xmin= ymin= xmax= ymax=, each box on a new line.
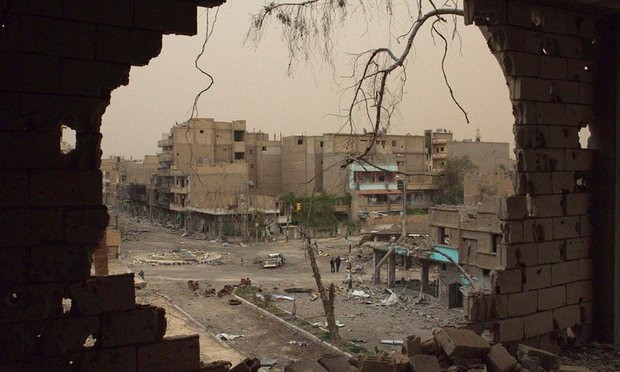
xmin=263 ymin=253 xmax=285 ymax=268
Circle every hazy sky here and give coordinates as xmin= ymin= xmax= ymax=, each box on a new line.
xmin=101 ymin=1 xmax=515 ymax=159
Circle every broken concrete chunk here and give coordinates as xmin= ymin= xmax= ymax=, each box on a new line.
xmin=486 ymin=344 xmax=518 ymax=372
xmin=405 ymin=335 xmax=422 ymax=357
xmin=229 ymin=358 xmax=261 ymax=372
xmin=517 ymin=344 xmax=559 ymax=370
xmin=434 ymin=328 xmax=491 ymax=359
xmin=410 ymin=354 xmax=442 ymax=372
xmin=284 ymin=360 xmax=328 ymax=372
xmin=318 ymin=354 xmax=353 ymax=371
xmin=552 ymin=366 xmax=593 ymax=372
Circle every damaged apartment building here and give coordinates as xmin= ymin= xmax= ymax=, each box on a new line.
xmin=2 ymin=1 xmax=620 ymax=370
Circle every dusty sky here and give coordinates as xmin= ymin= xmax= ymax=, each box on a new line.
xmin=100 ymin=1 xmax=515 ymax=159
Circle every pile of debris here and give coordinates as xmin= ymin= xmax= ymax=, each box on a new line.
xmin=203 ymin=326 xmax=611 ymax=371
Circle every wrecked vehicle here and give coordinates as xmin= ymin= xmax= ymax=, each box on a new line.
xmin=263 ymin=253 xmax=285 ymax=268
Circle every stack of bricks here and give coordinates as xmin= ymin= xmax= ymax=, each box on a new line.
xmin=0 ymin=0 xmax=222 ymax=370
xmin=463 ymin=0 xmax=596 ymax=351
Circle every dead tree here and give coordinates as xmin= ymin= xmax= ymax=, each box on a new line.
xmin=306 ymin=238 xmax=341 ymax=343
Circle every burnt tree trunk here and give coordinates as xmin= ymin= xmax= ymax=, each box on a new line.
xmin=306 ymin=240 xmax=341 ymax=343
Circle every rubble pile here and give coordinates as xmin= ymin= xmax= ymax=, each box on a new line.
xmin=133 ymin=249 xmax=224 ymax=266
xmin=201 ymin=326 xmax=615 ymax=371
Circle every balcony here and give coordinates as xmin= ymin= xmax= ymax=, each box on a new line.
xmin=158 ymin=152 xmax=173 ymax=162
xmin=353 ymin=182 xmax=398 ymax=191
xmin=170 ymin=186 xmax=188 ymax=194
xmin=432 ymin=138 xmax=448 ymax=145
xmin=157 ymin=138 xmax=173 ymax=147
xmin=432 ymin=153 xmax=447 ymax=160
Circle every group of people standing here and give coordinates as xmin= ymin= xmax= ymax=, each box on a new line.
xmin=329 ymin=255 xmax=342 ymax=273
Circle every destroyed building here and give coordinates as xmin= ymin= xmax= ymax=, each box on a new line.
xmin=2 ymin=0 xmax=620 ymax=370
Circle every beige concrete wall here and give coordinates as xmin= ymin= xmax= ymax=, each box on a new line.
xmin=281 ymin=135 xmax=323 ymax=196
xmin=246 ymin=132 xmax=282 ymax=197
xmin=447 ymin=141 xmax=512 ymax=175
xmin=186 ymin=163 xmax=249 ymax=211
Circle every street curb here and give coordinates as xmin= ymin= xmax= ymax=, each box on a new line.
xmin=232 ymin=293 xmax=354 ymax=359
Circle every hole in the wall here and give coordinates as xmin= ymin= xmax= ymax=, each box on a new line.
xmin=579 ymin=125 xmax=591 ymax=149
xmin=61 ymin=125 xmax=76 ymax=154
xmin=531 ymin=10 xmax=545 ymax=30
xmin=83 ymin=334 xmax=97 ymax=348
xmin=9 ymin=292 xmax=18 ymax=304
xmin=62 ymin=297 xmax=72 ymax=314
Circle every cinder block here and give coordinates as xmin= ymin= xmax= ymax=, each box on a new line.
xmin=516 ymin=149 xmax=564 ymax=172
xmin=493 ymin=318 xmax=524 ymax=343
xmin=0 ymin=323 xmax=26 ymax=362
xmin=67 ymin=274 xmax=136 ymax=315
xmin=503 ymin=52 xmax=538 ymax=77
xmin=501 ymin=221 xmax=523 ymax=244
xmin=530 ymin=195 xmax=563 ymax=218
xmin=409 ymin=354 xmax=441 ymax=372
xmin=552 ymin=305 xmax=581 ymax=329
xmin=557 ymin=35 xmax=586 ymax=59
xmin=137 ymin=335 xmax=201 ymax=372
xmin=579 ymin=302 xmax=593 ymax=324
xmin=523 ymin=265 xmax=551 ymax=291
xmin=564 ymin=149 xmax=593 ymax=171
xmin=513 ymin=101 xmax=537 ymax=124
xmin=0 ymin=283 xmax=63 ymax=323
xmin=507 ymin=291 xmax=538 ymax=317
xmin=0 ymin=208 xmax=64 ymax=247
xmin=0 ymin=131 xmax=62 ymax=170
xmin=134 ymin=0 xmax=197 ymax=35
xmin=556 ymin=81 xmax=580 ymax=104
xmin=551 ymin=260 xmax=580 ymax=285
xmin=29 ymin=244 xmax=94 ymax=283
xmin=463 ymin=0 xmax=507 ymax=26
xmin=503 ymin=243 xmax=537 ymax=269
xmin=523 ymin=218 xmax=554 ymax=242
xmin=26 ymin=315 xmax=99 ymax=357
xmin=536 ymin=102 xmax=566 ymax=125
xmin=70 ymin=346 xmax=137 ymax=371
xmin=567 ymin=59 xmax=594 ymax=83
xmin=566 ymin=280 xmax=592 ymax=304
xmin=434 ymin=328 xmax=490 ymax=358
xmin=514 ymin=125 xmax=550 ymax=149
xmin=538 ymin=286 xmax=566 ymax=310
xmin=60 ymin=58 xmax=130 ymax=97
xmin=0 ymin=247 xmax=28 ymax=283
xmin=548 ymin=126 xmax=579 ymax=149
xmin=100 ymin=305 xmax=166 ymax=347
xmin=552 ymin=171 xmax=576 ymax=193
xmin=499 ymin=196 xmax=528 ymax=220
xmin=523 ymin=172 xmax=553 ymax=195
xmin=524 ymin=310 xmax=554 ymax=338
xmin=0 ymin=171 xmax=29 ymax=207
xmin=0 ymin=52 xmax=61 ymax=94
xmin=577 ymin=17 xmax=596 ymax=38
xmin=539 ymin=56 xmax=568 ymax=80
xmin=62 ymin=0 xmax=133 ymax=26
xmin=579 ymin=82 xmax=594 ymax=105
xmin=553 ymin=216 xmax=581 ymax=239
xmin=29 ymin=170 xmax=102 ymax=207
xmin=565 ymin=104 xmax=592 ymax=127
xmin=486 ymin=343 xmax=518 ymax=372
xmin=565 ymin=193 xmax=590 ymax=215
xmin=580 ymin=214 xmax=592 ymax=237
xmin=64 ymin=207 xmax=108 ymax=244
xmin=538 ymin=240 xmax=564 ymax=264
xmin=578 ymin=258 xmax=592 ymax=280
xmin=493 ymin=269 xmax=523 ymax=294
xmin=97 ymin=26 xmax=163 ymax=66
xmin=19 ymin=16 xmax=96 ymax=59
xmin=565 ymin=237 xmax=590 ymax=260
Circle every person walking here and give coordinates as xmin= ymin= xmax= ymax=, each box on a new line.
xmin=330 ymin=258 xmax=335 ymax=273
xmin=335 ymin=255 xmax=342 ymax=272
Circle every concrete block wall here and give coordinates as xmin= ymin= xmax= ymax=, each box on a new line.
xmin=0 ymin=1 xmax=220 ymax=370
xmin=464 ymin=0 xmax=596 ymax=351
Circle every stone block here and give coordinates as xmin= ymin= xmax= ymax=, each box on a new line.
xmin=501 ymin=221 xmax=523 ymax=244
xmin=409 ymin=354 xmax=441 ymax=372
xmin=557 ymin=35 xmax=586 ymax=59
xmin=564 ymin=150 xmax=592 ymax=171
xmin=64 ymin=207 xmax=108 ymax=244
xmin=0 ymin=208 xmax=63 ymax=247
xmin=0 ymin=93 xmax=20 ymax=130
xmin=552 ymin=305 xmax=581 ymax=330
xmin=516 ymin=149 xmax=564 ymax=173
xmin=230 ymin=358 xmax=261 ymax=372
xmin=579 ymin=82 xmax=594 ymax=105
xmin=404 ymin=335 xmax=421 ymax=357
xmin=524 ymin=172 xmax=553 ymax=195
xmin=29 ymin=170 xmax=102 ymax=207
xmin=0 ymin=13 xmax=20 ymax=52
xmin=67 ymin=274 xmax=136 ymax=315
xmin=493 ymin=269 xmax=522 ymax=294
xmin=565 ymin=104 xmax=592 ymax=127
xmin=137 ymin=335 xmax=201 ymax=372
xmin=548 ymin=126 xmax=579 ymax=149
xmin=26 ymin=315 xmax=99 ymax=357
xmin=463 ymin=0 xmax=507 ymax=26
xmin=529 ymin=195 xmax=563 ymax=218
xmin=493 ymin=318 xmax=524 ymax=343
xmin=517 ymin=344 xmax=559 ymax=369
xmin=523 ymin=265 xmax=551 ymax=291
xmin=536 ymin=102 xmax=566 ymax=125
xmin=524 ymin=311 xmax=554 ymax=338
xmin=357 ymin=354 xmax=397 ymax=372
xmin=539 ymin=56 xmax=567 ymax=80
xmin=0 ymin=131 xmax=62 ymax=170
xmin=62 ymin=0 xmax=133 ymax=26
xmin=565 ymin=193 xmax=590 ymax=215
xmin=578 ymin=258 xmax=592 ymax=280
xmin=318 ymin=354 xmax=352 ymax=371
xmin=567 ymin=59 xmax=593 ymax=83
xmin=537 ymin=240 xmax=564 ymax=265
xmin=71 ymin=346 xmax=137 ymax=372
xmin=552 ymin=171 xmax=576 ymax=194
xmin=503 ymin=243 xmax=537 ymax=269
xmin=503 ymin=52 xmax=538 ymax=77
xmin=551 ymin=260 xmax=580 ymax=285
xmin=538 ymin=286 xmax=566 ymax=310
xmin=0 ymin=283 xmax=63 ymax=323
xmin=0 ymin=171 xmax=28 ymax=207
xmin=0 ymin=51 xmax=61 ymax=94
xmin=565 ymin=237 xmax=590 ymax=260
xmin=0 ymin=247 xmax=28 ymax=283
xmin=19 ymin=15 xmax=96 ymax=59
xmin=566 ymin=280 xmax=592 ymax=304
xmin=552 ymin=216 xmax=581 ymax=239
xmin=514 ymin=125 xmax=550 ymax=150
xmin=513 ymin=101 xmax=537 ymax=124
xmin=60 ymin=58 xmax=130 ymax=97
xmin=499 ymin=196 xmax=528 ymax=220
xmin=100 ymin=305 xmax=167 ymax=348
xmin=486 ymin=343 xmax=517 ymax=372
xmin=523 ymin=218 xmax=554 ymax=242
xmin=97 ymin=25 xmax=163 ymax=66
xmin=579 ymin=302 xmax=593 ymax=324
xmin=10 ymin=0 xmax=62 ymax=17
xmin=507 ymin=291 xmax=538 ymax=317
xmin=0 ymin=323 xmax=26 ymax=362
xmin=29 ymin=244 xmax=94 ymax=283
xmin=285 ymin=360 xmax=328 ymax=372
xmin=434 ymin=328 xmax=490 ymax=359
xmin=134 ymin=0 xmax=197 ymax=35
xmin=466 ymin=294 xmax=505 ymax=322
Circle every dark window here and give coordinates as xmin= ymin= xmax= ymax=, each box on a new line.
xmin=234 ymin=152 xmax=245 ymax=160
xmin=297 ymin=139 xmax=303 ymax=145
xmin=234 ymin=130 xmax=245 ymax=141
xmin=199 ymin=130 xmax=204 ymax=134
xmin=392 ymin=140 xmax=397 ymax=147
xmin=262 ymin=146 xmax=267 ymax=151
xmin=320 ymin=141 xmax=323 ymax=147
xmin=492 ymin=234 xmax=502 ymax=253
